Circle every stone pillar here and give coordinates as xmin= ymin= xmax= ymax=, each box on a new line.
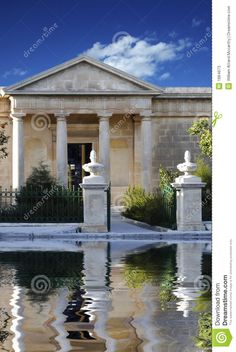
xmin=11 ymin=113 xmax=25 ymax=189
xmin=55 ymin=113 xmax=68 ymax=187
xmin=80 ymin=150 xmax=108 ymax=232
xmin=172 ymin=151 xmax=206 ymax=231
xmin=98 ymin=113 xmax=111 ymax=182
xmin=140 ymin=113 xmax=152 ymax=192
xmin=133 ymin=116 xmax=141 ymax=185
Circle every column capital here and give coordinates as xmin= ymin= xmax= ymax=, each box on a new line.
xmin=97 ymin=112 xmax=112 ymax=120
xmin=140 ymin=110 xmax=152 ymax=121
xmin=54 ymin=112 xmax=69 ymax=120
xmin=10 ymin=112 xmax=25 ymax=120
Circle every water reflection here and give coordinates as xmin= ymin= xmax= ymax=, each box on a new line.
xmin=0 ymin=241 xmax=211 ymax=352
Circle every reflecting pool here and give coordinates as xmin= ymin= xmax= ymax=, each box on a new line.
xmin=0 ymin=241 xmax=211 ymax=352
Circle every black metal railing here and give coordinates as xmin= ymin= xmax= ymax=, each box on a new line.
xmin=105 ymin=183 xmax=111 ymax=232
xmin=0 ymin=186 xmax=83 ymax=223
xmin=161 ymin=185 xmax=176 ymax=228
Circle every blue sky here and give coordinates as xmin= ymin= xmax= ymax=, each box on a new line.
xmin=0 ymin=0 xmax=211 ymax=87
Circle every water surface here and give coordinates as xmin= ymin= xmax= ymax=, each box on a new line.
xmin=0 ymin=241 xmax=211 ymax=352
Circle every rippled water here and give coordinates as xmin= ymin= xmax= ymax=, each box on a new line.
xmin=0 ymin=241 xmax=211 ymax=352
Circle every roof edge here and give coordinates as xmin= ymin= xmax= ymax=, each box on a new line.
xmin=4 ymin=55 xmax=163 ymax=93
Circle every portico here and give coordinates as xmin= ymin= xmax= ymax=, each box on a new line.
xmin=0 ymin=55 xmax=211 ymax=203
xmin=9 ymin=109 xmax=153 ymax=192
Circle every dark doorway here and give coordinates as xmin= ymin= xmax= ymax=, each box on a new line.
xmin=68 ymin=143 xmax=92 ymax=189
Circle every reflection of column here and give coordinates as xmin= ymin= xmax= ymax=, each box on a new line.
xmin=133 ymin=284 xmax=159 ymax=352
xmin=56 ymin=113 xmax=68 ymax=187
xmin=98 ymin=114 xmax=111 ymax=182
xmin=174 ymin=243 xmax=204 ymax=317
xmin=11 ymin=113 xmax=25 ymax=189
xmin=52 ymin=288 xmax=71 ymax=352
xmin=140 ymin=113 xmax=152 ymax=192
xmin=82 ymin=242 xmax=116 ymax=351
xmin=10 ymin=285 xmax=24 ymax=352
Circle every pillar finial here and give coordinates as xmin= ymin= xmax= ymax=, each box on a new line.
xmin=177 ymin=150 xmax=197 ymax=176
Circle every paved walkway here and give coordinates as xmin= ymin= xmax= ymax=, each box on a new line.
xmin=0 ymin=215 xmax=211 ymax=238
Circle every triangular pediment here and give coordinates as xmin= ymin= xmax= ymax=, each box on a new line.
xmin=4 ymin=56 xmax=163 ymax=95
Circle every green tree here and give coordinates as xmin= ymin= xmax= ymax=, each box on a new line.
xmin=188 ymin=119 xmax=212 ymax=158
xmin=25 ymin=161 xmax=56 ymax=190
xmin=0 ymin=122 xmax=9 ymax=159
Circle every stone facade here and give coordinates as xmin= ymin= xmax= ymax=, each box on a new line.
xmin=0 ymin=56 xmax=211 ymax=203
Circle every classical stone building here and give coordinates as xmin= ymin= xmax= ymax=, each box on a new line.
xmin=0 ymin=55 xmax=211 ymax=203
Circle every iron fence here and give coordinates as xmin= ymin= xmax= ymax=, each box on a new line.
xmin=0 ymin=186 xmax=83 ymax=223
xmin=105 ymin=183 xmax=111 ymax=232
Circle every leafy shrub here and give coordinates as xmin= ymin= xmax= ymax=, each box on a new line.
xmin=195 ymin=158 xmax=212 ymax=221
xmin=25 ymin=161 xmax=56 ymax=189
xmin=195 ymin=312 xmax=212 ymax=350
xmin=14 ymin=162 xmax=82 ymax=222
xmin=122 ymin=186 xmax=176 ymax=228
xmin=188 ymin=118 xmax=212 ymax=158
xmin=159 ymin=165 xmax=179 ymax=205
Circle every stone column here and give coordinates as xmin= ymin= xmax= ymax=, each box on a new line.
xmin=140 ymin=113 xmax=152 ymax=192
xmin=98 ymin=113 xmax=111 ymax=182
xmin=11 ymin=113 xmax=25 ymax=189
xmin=55 ymin=113 xmax=68 ymax=187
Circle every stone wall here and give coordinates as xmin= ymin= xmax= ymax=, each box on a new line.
xmin=151 ymin=117 xmax=200 ymax=188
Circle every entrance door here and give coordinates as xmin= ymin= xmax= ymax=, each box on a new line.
xmin=68 ymin=143 xmax=92 ymax=189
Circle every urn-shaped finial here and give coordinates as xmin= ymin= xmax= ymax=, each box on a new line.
xmin=82 ymin=150 xmax=104 ymax=179
xmin=177 ymin=150 xmax=197 ymax=176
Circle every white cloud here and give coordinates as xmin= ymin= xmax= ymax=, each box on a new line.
xmin=192 ymin=18 xmax=202 ymax=27
xmin=159 ymin=72 xmax=171 ymax=81
xmin=84 ymin=34 xmax=192 ymax=79
xmin=3 ymin=67 xmax=28 ymax=79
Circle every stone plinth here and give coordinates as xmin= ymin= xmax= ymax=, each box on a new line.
xmin=172 ymin=174 xmax=206 ymax=231
xmin=80 ymin=183 xmax=108 ymax=233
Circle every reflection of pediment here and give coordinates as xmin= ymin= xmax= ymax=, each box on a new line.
xmin=4 ymin=56 xmax=163 ymax=95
